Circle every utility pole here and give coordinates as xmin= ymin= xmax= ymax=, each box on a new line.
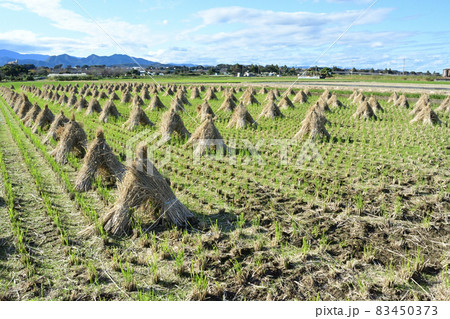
xmin=403 ymin=58 xmax=405 ymax=75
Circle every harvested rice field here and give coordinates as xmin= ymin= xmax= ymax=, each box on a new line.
xmin=0 ymin=81 xmax=448 ymax=301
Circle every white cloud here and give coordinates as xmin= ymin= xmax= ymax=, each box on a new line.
xmin=0 ymin=0 xmax=166 ymax=55
xmin=370 ymin=41 xmax=383 ymax=48
xmin=0 ymin=30 xmax=37 ymax=43
xmin=0 ymin=2 xmax=22 ymax=10
xmin=196 ymin=6 xmax=391 ymax=27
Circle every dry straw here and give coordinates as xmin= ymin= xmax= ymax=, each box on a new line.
xmin=294 ymin=108 xmax=330 ymax=140
xmin=160 ymin=106 xmax=191 ymax=141
xmin=122 ymin=104 xmax=154 ymax=131
xmin=293 ymin=90 xmax=308 ymax=104
xmin=328 ymin=94 xmax=344 ymax=109
xmin=197 ymin=101 xmax=215 ymax=121
xmin=99 ymin=99 xmax=121 ymax=123
xmin=186 ymin=115 xmax=226 ymax=157
xmin=410 ymin=105 xmax=441 ymax=125
xmin=32 ymin=104 xmax=54 ymax=133
xmin=227 ymin=102 xmax=257 ymax=129
xmin=23 ymin=102 xmax=41 ymax=127
xmin=74 ymin=128 xmax=126 ymax=192
xmin=394 ymin=94 xmax=409 ymax=108
xmin=387 ymin=92 xmax=399 ymax=104
xmin=436 ymin=96 xmax=450 ymax=112
xmin=353 ymin=101 xmax=377 ymax=120
xmin=102 ymin=144 xmax=195 ymax=236
xmin=86 ymin=98 xmax=102 ymax=115
xmin=259 ymin=100 xmax=284 ymax=119
xmin=147 ymin=95 xmax=166 ymax=111
xmin=51 ymin=113 xmax=88 ymax=164
xmin=278 ymin=95 xmax=295 ymax=109
xmin=218 ymin=95 xmax=237 ymax=112
xmin=368 ymin=96 xmax=384 ymax=113
xmin=43 ymin=110 xmax=69 ymax=144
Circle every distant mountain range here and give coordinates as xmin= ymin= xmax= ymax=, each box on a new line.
xmin=0 ymin=50 xmax=196 ymax=68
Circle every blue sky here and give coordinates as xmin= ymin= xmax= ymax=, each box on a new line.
xmin=0 ymin=0 xmax=448 ymax=71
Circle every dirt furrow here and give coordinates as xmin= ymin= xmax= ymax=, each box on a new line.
xmin=0 ymin=104 xmax=100 ymax=299
xmin=0 ymin=100 xmax=120 ymax=300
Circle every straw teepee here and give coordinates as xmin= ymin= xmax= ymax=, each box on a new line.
xmin=321 ymin=89 xmax=331 ymax=100
xmin=410 ymin=94 xmax=430 ymax=116
xmin=327 ymin=94 xmax=344 ymax=109
xmin=259 ymin=100 xmax=284 ymax=119
xmin=294 ymin=109 xmax=330 ymax=140
xmin=76 ymin=97 xmax=88 ymax=111
xmin=227 ymin=102 xmax=257 ymax=129
xmin=13 ymin=93 xmax=31 ymax=114
xmin=121 ymin=91 xmax=132 ymax=104
xmin=99 ymin=100 xmax=121 ymax=123
xmin=101 ymin=144 xmax=195 ymax=235
xmin=170 ymin=97 xmax=186 ymax=113
xmin=141 ymin=88 xmax=150 ymax=100
xmin=241 ymin=92 xmax=260 ymax=106
xmin=122 ymin=104 xmax=154 ymax=131
xmin=436 ymin=96 xmax=450 ymax=112
xmin=43 ymin=110 xmax=69 ymax=143
xmin=58 ymin=93 xmax=68 ymax=105
xmin=353 ymin=92 xmax=366 ymax=105
xmin=186 ymin=115 xmax=226 ymax=157
xmin=353 ymin=101 xmax=377 ymax=120
xmin=132 ymin=94 xmax=145 ymax=107
xmin=387 ymin=92 xmax=399 ymax=104
xmin=67 ymin=94 xmax=77 ymax=108
xmin=264 ymin=91 xmax=276 ymax=102
xmin=86 ymin=98 xmax=102 ymax=115
xmin=303 ymin=88 xmax=311 ymax=97
xmin=163 ymin=87 xmax=175 ymax=96
xmin=272 ymin=89 xmax=281 ymax=98
xmin=197 ymin=101 xmax=215 ymax=121
xmin=218 ymin=95 xmax=237 ymax=112
xmin=110 ymin=92 xmax=120 ymax=101
xmin=98 ymin=91 xmax=108 ymax=100
xmin=147 ymin=95 xmax=166 ymax=111
xmin=23 ymin=102 xmax=41 ymax=127
xmin=410 ymin=105 xmax=441 ymax=125
xmin=160 ymin=106 xmax=191 ymax=141
xmin=317 ymin=97 xmax=331 ymax=112
xmin=32 ymin=104 xmax=54 ymax=133
xmin=394 ymin=94 xmax=409 ymax=108
xmin=278 ymin=95 xmax=294 ymax=109
xmin=204 ymin=87 xmax=218 ymax=101
xmin=190 ymin=87 xmax=201 ymax=99
xmin=74 ymin=128 xmax=126 ymax=192
xmin=293 ymin=90 xmax=308 ymax=104
xmin=51 ymin=114 xmax=88 ymax=164
xmin=176 ymin=90 xmax=191 ymax=106
xmin=225 ymin=91 xmax=238 ymax=102
xmin=17 ymin=96 xmax=33 ymax=119
xmin=348 ymin=90 xmax=358 ymax=101
xmin=368 ymin=96 xmax=384 ymax=113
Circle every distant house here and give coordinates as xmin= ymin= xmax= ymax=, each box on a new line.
xmin=443 ymin=69 xmax=450 ymax=77
xmin=47 ymin=73 xmax=87 ymax=77
xmin=7 ymin=59 xmax=18 ymax=65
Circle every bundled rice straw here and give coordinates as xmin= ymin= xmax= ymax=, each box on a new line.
xmin=74 ymin=128 xmax=126 ymax=192
xmin=102 ymin=144 xmax=195 ymax=236
xmin=51 ymin=113 xmax=88 ymax=164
